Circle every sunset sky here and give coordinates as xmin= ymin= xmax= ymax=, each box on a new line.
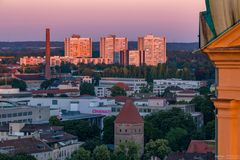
xmin=0 ymin=0 xmax=206 ymax=42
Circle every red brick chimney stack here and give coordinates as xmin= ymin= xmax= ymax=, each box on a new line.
xmin=45 ymin=28 xmax=51 ymax=79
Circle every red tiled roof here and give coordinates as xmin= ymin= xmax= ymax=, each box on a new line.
xmin=115 ymin=82 xmax=130 ymax=90
xmin=187 ymin=140 xmax=215 ymax=154
xmin=31 ymin=89 xmax=79 ymax=94
xmin=115 ymin=100 xmax=143 ymax=124
xmin=0 ymin=138 xmax=52 ymax=154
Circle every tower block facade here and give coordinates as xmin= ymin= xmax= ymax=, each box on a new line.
xmin=202 ymin=23 xmax=240 ymax=159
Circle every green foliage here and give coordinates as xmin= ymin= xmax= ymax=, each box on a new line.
xmin=80 ymin=82 xmax=95 ymax=96
xmin=82 ymin=138 xmax=101 ymax=152
xmin=103 ymin=116 xmax=116 ymax=144
xmin=40 ymin=78 xmax=57 ymax=90
xmin=190 ymin=96 xmax=215 ymax=124
xmin=0 ymin=154 xmax=37 ymax=160
xmin=93 ymin=145 xmax=111 ymax=160
xmin=0 ymin=78 xmax=27 ymax=91
xmin=111 ymin=85 xmax=126 ymax=97
xmin=63 ymin=120 xmax=100 ymax=141
xmin=114 ymin=141 xmax=140 ymax=160
xmin=199 ymin=86 xmax=210 ymax=95
xmin=0 ymin=153 xmax=11 ymax=160
xmin=144 ymin=139 xmax=171 ymax=160
xmin=70 ymin=147 xmax=91 ymax=160
xmin=12 ymin=154 xmax=37 ymax=160
xmin=71 ymin=52 xmax=214 ymax=83
xmin=144 ymin=121 xmax=160 ymax=144
xmin=144 ymin=108 xmax=195 ymax=142
xmin=166 ymin=127 xmax=189 ymax=152
xmin=11 ymin=79 xmax=27 ymax=91
xmin=205 ymin=120 xmax=215 ymax=140
xmin=49 ymin=116 xmax=61 ymax=126
xmin=60 ymin=62 xmax=72 ymax=73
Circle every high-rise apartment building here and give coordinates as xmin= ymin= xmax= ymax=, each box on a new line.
xmin=127 ymin=50 xmax=145 ymax=67
xmin=100 ymin=35 xmax=128 ymax=63
xmin=138 ymin=34 xmax=166 ymax=66
xmin=64 ymin=34 xmax=92 ymax=58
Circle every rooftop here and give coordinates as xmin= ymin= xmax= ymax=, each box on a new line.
xmin=0 ymin=138 xmax=52 ymax=154
xmin=187 ymin=140 xmax=215 ymax=154
xmin=31 ymin=89 xmax=79 ymax=95
xmin=115 ymin=100 xmax=143 ymax=124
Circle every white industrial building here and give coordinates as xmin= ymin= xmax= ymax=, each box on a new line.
xmin=153 ymin=79 xmax=206 ymax=95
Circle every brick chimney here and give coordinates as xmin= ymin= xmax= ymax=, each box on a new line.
xmin=45 ymin=28 xmax=51 ymax=79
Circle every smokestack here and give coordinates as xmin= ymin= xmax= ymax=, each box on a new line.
xmin=45 ymin=28 xmax=51 ymax=79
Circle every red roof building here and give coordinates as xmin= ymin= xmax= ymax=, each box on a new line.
xmin=187 ymin=140 xmax=215 ymax=154
xmin=115 ymin=100 xmax=143 ymax=124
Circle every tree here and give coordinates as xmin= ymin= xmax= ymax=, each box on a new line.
xmin=0 ymin=154 xmax=11 ymax=160
xmin=49 ymin=116 xmax=61 ymax=126
xmin=80 ymin=82 xmax=95 ymax=96
xmin=144 ymin=121 xmax=160 ymax=144
xmin=204 ymin=120 xmax=215 ymax=140
xmin=166 ymin=127 xmax=189 ymax=152
xmin=40 ymin=78 xmax=57 ymax=90
xmin=63 ymin=120 xmax=100 ymax=141
xmin=144 ymin=139 xmax=171 ymax=160
xmin=111 ymin=85 xmax=126 ymax=97
xmin=199 ymin=86 xmax=210 ymax=95
xmin=82 ymin=138 xmax=101 ymax=152
xmin=190 ymin=96 xmax=215 ymax=125
xmin=11 ymin=79 xmax=27 ymax=91
xmin=93 ymin=145 xmax=111 ymax=160
xmin=144 ymin=108 xmax=195 ymax=142
xmin=103 ymin=116 xmax=116 ymax=144
xmin=12 ymin=154 xmax=37 ymax=160
xmin=71 ymin=147 xmax=91 ymax=160
xmin=114 ymin=141 xmax=140 ymax=160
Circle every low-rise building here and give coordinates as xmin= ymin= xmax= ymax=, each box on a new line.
xmin=0 ymin=100 xmax=50 ymax=125
xmin=153 ymin=79 xmax=206 ymax=95
xmin=20 ymin=56 xmax=112 ymax=66
xmin=14 ymin=74 xmax=46 ymax=90
xmin=176 ymin=90 xmax=200 ymax=102
xmin=95 ymin=77 xmax=147 ymax=97
xmin=0 ymin=86 xmax=32 ymax=98
xmin=0 ymin=123 xmax=82 ymax=160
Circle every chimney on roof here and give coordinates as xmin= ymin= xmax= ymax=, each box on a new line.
xmin=45 ymin=28 xmax=51 ymax=80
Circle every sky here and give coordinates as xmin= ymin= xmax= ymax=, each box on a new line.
xmin=0 ymin=0 xmax=206 ymax=42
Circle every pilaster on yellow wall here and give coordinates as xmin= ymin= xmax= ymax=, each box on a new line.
xmin=202 ymin=22 xmax=240 ymax=159
xmin=214 ymin=99 xmax=240 ymax=159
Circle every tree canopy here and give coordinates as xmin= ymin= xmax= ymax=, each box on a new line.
xmin=80 ymin=82 xmax=95 ymax=96
xmin=111 ymin=85 xmax=126 ymax=97
xmin=144 ymin=139 xmax=171 ymax=160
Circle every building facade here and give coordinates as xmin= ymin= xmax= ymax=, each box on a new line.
xmin=153 ymin=79 xmax=205 ymax=95
xmin=64 ymin=34 xmax=92 ymax=58
xmin=100 ymin=35 xmax=128 ymax=63
xmin=0 ymin=101 xmax=50 ymax=125
xmin=138 ymin=34 xmax=166 ymax=66
xmin=98 ymin=78 xmax=147 ymax=95
xmin=127 ymin=50 xmax=145 ymax=66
